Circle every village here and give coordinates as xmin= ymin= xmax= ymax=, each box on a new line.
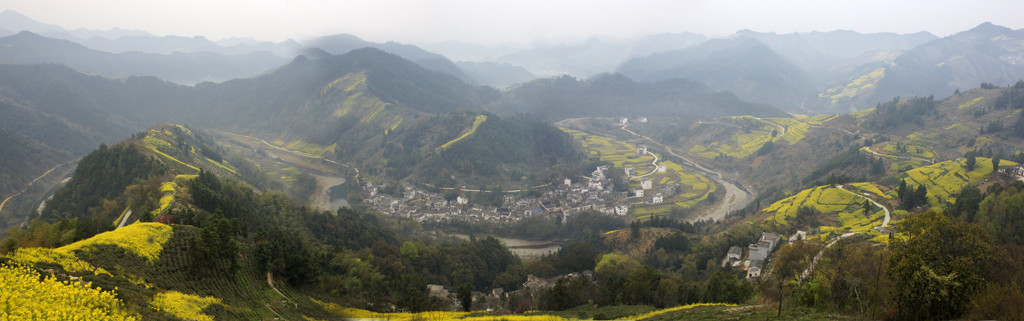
xmin=358 ymin=159 xmax=682 ymax=226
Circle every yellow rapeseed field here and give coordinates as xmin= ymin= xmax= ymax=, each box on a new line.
xmin=151 ymin=291 xmax=221 ymax=321
xmin=0 ymin=264 xmax=137 ymax=320
xmin=59 ymin=222 xmax=173 ymax=265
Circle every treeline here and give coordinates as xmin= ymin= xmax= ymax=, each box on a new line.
xmin=512 ymin=219 xmax=765 ymax=312
xmin=493 ymin=73 xmax=788 ymax=122
xmin=866 ymin=95 xmax=937 ymax=129
xmin=802 ymin=145 xmax=886 ymax=185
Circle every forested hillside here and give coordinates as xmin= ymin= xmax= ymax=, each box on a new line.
xmin=495 ymin=73 xmax=789 ymax=121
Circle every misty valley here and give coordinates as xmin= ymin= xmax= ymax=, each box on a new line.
xmin=2 ymin=8 xmax=1024 ymax=321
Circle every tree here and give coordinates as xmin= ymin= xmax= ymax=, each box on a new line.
xmin=992 ymin=156 xmax=1001 ymax=171
xmin=456 ymin=283 xmax=474 ymax=312
xmin=887 ymin=210 xmax=998 ymax=320
xmin=965 ymin=155 xmax=976 ymax=171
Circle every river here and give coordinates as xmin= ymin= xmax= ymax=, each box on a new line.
xmin=312 ymin=175 xmax=348 ymax=211
xmin=450 ymin=233 xmax=562 ymax=259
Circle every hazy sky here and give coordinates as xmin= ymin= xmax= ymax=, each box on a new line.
xmin=3 ymin=0 xmax=1023 ymax=45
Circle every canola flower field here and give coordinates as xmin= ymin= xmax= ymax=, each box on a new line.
xmin=59 ymin=222 xmax=174 ymax=265
xmin=323 ymin=301 xmax=736 ymax=321
xmin=688 ymin=115 xmax=820 ymax=159
xmin=763 ymin=185 xmax=887 ymax=241
xmin=903 ymin=157 xmax=1015 ymax=206
xmin=151 ymin=290 xmax=222 ymax=321
xmin=0 ymin=264 xmax=136 ymax=320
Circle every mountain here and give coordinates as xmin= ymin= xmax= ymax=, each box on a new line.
xmin=0 ymin=47 xmax=576 ymax=186
xmin=617 ymin=36 xmax=816 ymax=111
xmin=494 ymin=73 xmax=789 ymax=121
xmin=627 ymin=32 xmax=709 ymax=57
xmin=0 ymin=10 xmax=63 ymax=35
xmin=305 ymin=33 xmax=479 ymax=85
xmin=455 ymin=61 xmax=536 ymax=88
xmin=0 ymin=124 xmax=70 ymax=201
xmin=494 ymin=38 xmax=632 ymax=78
xmin=419 ymin=40 xmax=522 ymax=61
xmin=0 ymin=31 xmax=289 ymax=85
xmin=869 ymin=22 xmax=1024 ymax=103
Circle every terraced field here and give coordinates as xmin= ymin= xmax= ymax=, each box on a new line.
xmin=902 ymin=157 xmax=1016 ymax=206
xmin=688 ymin=116 xmax=817 ymax=159
xmin=763 ymin=185 xmax=888 ymax=241
xmin=564 ymin=129 xmax=715 ymax=216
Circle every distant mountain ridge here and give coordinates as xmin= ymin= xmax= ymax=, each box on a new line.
xmin=0 ymin=31 xmax=289 ymax=85
xmin=617 ymin=36 xmax=816 ymax=111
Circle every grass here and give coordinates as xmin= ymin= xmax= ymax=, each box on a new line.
xmin=284 ymin=139 xmax=337 ymax=158
xmin=438 ymin=115 xmax=488 ymax=152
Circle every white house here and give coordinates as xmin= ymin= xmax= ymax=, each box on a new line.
xmin=641 ymin=179 xmax=653 ymax=190
xmin=563 ymin=178 xmax=572 ymax=186
xmin=625 ymin=167 xmax=636 ymax=177
xmin=635 ymin=189 xmax=644 ymax=198
xmin=727 ymin=246 xmax=743 ymax=263
xmin=747 ymin=260 xmax=764 ymax=278
xmin=657 ymin=164 xmax=667 ymax=173
xmin=615 ymin=204 xmax=629 ymax=216
xmin=637 ymin=145 xmax=648 ymax=155
xmin=639 ymin=117 xmax=648 ymax=123
xmin=652 ymin=193 xmax=663 ymax=204
xmin=456 ymin=195 xmax=469 ymax=205
xmin=620 ymin=117 xmax=628 ymax=126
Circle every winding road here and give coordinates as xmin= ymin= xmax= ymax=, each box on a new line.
xmin=864 ymin=146 xmax=934 ymax=164
xmin=799 ymin=185 xmax=891 ymax=281
xmin=619 ymin=124 xmax=753 ymax=222
xmin=0 ymin=162 xmax=71 ymax=214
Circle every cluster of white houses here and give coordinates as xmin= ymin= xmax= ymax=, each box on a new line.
xmin=724 ymin=232 xmax=783 ymax=278
xmin=359 ymin=163 xmax=683 ymax=226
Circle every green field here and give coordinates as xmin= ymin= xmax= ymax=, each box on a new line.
xmin=563 ymin=129 xmax=715 ymax=214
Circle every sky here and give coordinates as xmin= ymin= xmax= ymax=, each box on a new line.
xmin=2 ymin=0 xmax=1023 ymax=45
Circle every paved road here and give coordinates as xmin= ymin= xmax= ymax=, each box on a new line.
xmin=116 ymin=210 xmax=133 ymax=229
xmin=0 ymin=162 xmax=70 ymax=214
xmin=864 ymin=146 xmax=934 ymax=164
xmin=798 ymin=185 xmax=891 ymax=281
xmin=837 ymin=185 xmax=891 ymax=227
xmin=619 ymin=124 xmax=753 ymax=222
xmin=753 ymin=117 xmax=786 ymax=136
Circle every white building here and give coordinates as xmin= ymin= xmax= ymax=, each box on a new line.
xmin=615 ymin=204 xmax=629 ymax=216
xmin=657 ymin=164 xmax=667 ymax=173
xmin=652 ymin=193 xmax=663 ymax=204
xmin=457 ymin=195 xmax=469 ymax=205
xmin=625 ymin=167 xmax=636 ymax=177
xmin=641 ymin=179 xmax=653 ymax=190
xmin=639 ymin=117 xmax=648 ymax=123
xmin=635 ymin=189 xmax=644 ymax=198
xmin=620 ymin=117 xmax=628 ymax=126
xmin=563 ymin=178 xmax=572 ymax=186
xmin=637 ymin=145 xmax=648 ymax=155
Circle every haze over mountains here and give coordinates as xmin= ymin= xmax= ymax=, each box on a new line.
xmin=5 ymin=5 xmax=1024 ymax=320
xmin=2 ymin=9 xmax=1022 ymax=111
